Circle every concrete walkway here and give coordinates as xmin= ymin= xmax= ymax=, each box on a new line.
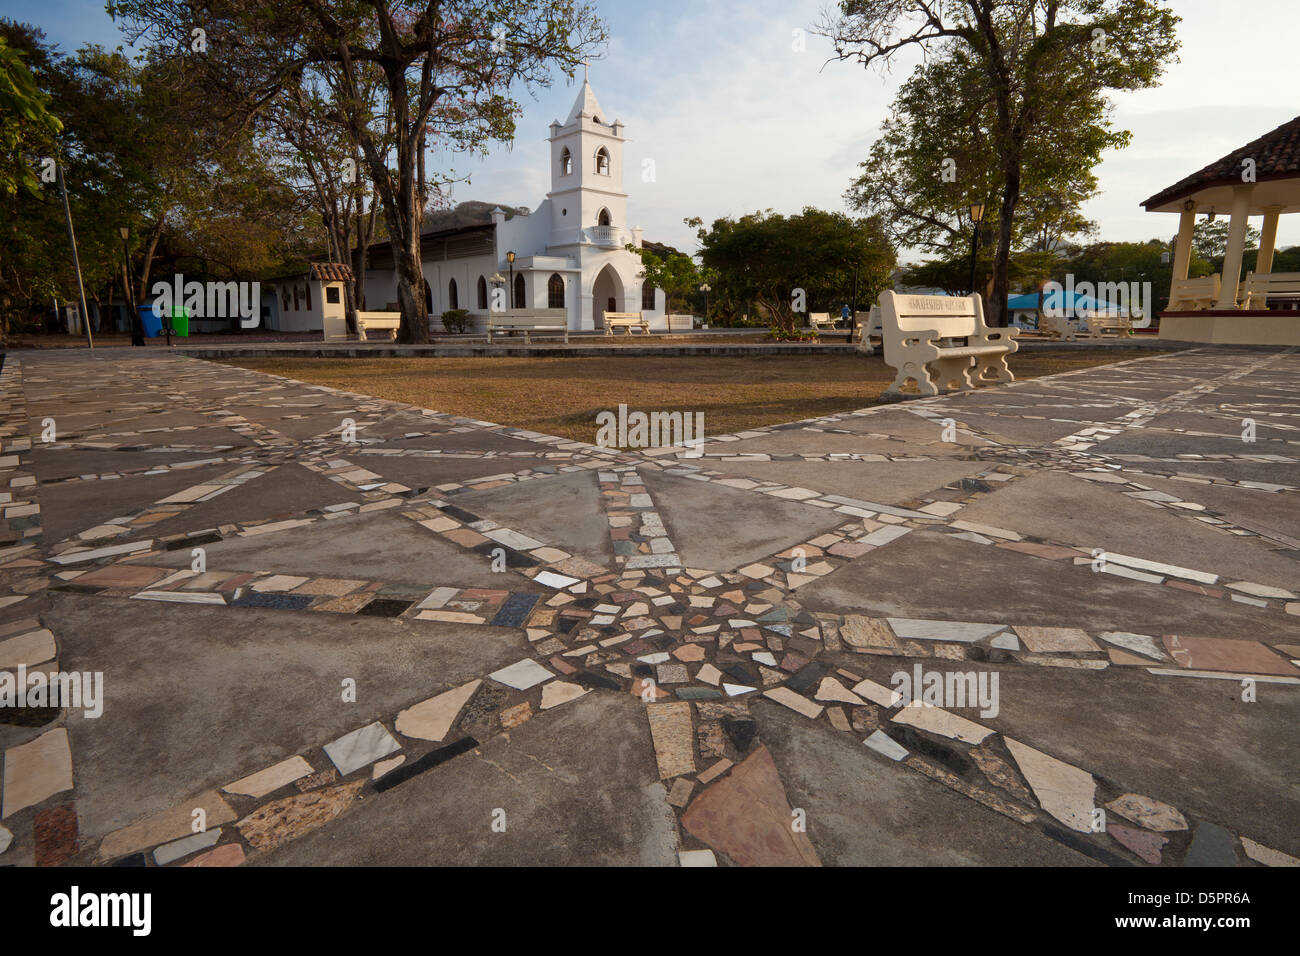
xmin=0 ymin=345 xmax=1296 ymax=867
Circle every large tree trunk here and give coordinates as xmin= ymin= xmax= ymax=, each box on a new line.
xmin=989 ymin=154 xmax=1021 ymax=328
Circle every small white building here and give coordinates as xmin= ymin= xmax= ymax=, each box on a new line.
xmin=361 ymin=73 xmax=667 ymax=333
xmin=264 ymin=263 xmax=352 ymax=333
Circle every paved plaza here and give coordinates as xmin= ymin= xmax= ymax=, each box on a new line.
xmin=0 ymin=345 xmax=1297 ymax=867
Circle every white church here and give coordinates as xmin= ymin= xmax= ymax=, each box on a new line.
xmin=359 ymin=74 xmax=669 ymax=333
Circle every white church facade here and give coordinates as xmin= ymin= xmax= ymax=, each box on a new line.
xmin=360 ymin=75 xmax=668 ymax=333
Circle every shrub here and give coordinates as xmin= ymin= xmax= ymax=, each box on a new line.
xmin=441 ymin=309 xmax=470 ymax=334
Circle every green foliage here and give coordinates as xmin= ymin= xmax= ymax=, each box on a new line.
xmin=695 ymin=207 xmax=895 ymax=336
xmin=441 ymin=308 xmax=470 ymax=334
xmin=1193 ymin=219 xmax=1260 ymax=262
xmin=0 ymin=34 xmax=61 ymax=198
xmin=824 ymin=0 xmax=1182 ymax=323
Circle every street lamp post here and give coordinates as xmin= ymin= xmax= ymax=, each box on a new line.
xmin=699 ymin=282 xmax=710 ymax=327
xmin=120 ymin=227 xmax=145 ymax=346
xmin=967 ymin=203 xmax=986 ymax=299
xmin=506 ymin=251 xmax=516 ymax=309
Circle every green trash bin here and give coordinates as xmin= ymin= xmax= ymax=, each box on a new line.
xmin=168 ymin=306 xmax=189 ymax=337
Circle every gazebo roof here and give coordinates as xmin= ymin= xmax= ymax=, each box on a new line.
xmin=1142 ymin=114 xmax=1300 ymax=214
xmin=307 ymin=262 xmax=354 ymax=282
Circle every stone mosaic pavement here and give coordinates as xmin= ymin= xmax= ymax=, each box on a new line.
xmin=0 ymin=346 xmax=1297 ymax=867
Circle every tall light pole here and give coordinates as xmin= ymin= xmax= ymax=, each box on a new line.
xmin=506 ymin=250 xmax=516 ymax=308
xmin=699 ymin=282 xmax=710 ymax=326
xmin=56 ymin=159 xmax=93 ymax=349
xmin=967 ymin=202 xmax=986 ymax=299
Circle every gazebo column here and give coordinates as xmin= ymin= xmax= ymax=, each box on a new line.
xmin=1256 ymin=205 xmax=1282 ymax=276
xmin=1216 ymin=184 xmax=1254 ymax=309
xmin=1169 ymin=201 xmax=1197 ymax=303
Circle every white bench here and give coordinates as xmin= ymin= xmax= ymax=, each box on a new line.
xmin=1037 ymin=311 xmax=1078 ymax=342
xmin=356 ymin=311 xmax=401 ymax=341
xmin=666 ymin=313 xmax=695 ymax=332
xmin=1086 ymin=313 xmax=1133 ymax=338
xmin=879 ymin=292 xmax=1018 ymax=396
xmin=487 ymin=309 xmax=569 ymax=344
xmin=603 ymin=311 xmax=650 ymax=335
xmin=1168 ymin=275 xmax=1221 ymax=311
xmin=807 ymin=312 xmax=838 ymax=333
xmin=1241 ymin=271 xmax=1300 ymax=310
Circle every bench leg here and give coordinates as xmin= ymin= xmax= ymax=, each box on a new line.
xmin=973 ymin=351 xmax=1014 ymax=385
xmin=932 ymin=355 xmax=975 ymax=393
xmin=886 ymin=361 xmax=939 ymax=397
xmin=388 ymin=329 xmax=397 ymax=342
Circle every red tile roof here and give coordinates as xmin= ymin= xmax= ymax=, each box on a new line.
xmin=308 ymin=262 xmax=355 ymax=282
xmin=1142 ymin=115 xmax=1300 ymax=209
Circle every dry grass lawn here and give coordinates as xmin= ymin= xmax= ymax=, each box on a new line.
xmin=221 ymin=349 xmax=1154 ymax=444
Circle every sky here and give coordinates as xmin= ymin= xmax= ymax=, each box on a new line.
xmin=11 ymin=0 xmax=1300 ymax=258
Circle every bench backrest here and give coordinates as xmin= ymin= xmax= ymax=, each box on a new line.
xmin=879 ymin=292 xmax=982 ymax=338
xmin=356 ymin=311 xmax=400 ymax=324
xmin=808 ymin=312 xmax=831 ymax=323
xmin=603 ymin=312 xmax=645 ymax=322
xmin=489 ymin=309 xmax=567 ymax=328
xmin=1244 ymin=271 xmax=1300 ymax=293
xmin=1172 ymin=275 xmax=1220 ymax=298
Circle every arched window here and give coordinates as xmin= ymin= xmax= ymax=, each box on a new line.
xmin=560 ymin=148 xmax=572 ymax=176
xmin=595 ymin=147 xmax=610 ymax=175
xmin=513 ymin=273 xmax=526 ymax=309
xmin=597 ymin=207 xmax=611 ymax=227
xmin=548 ymin=273 xmax=565 ymax=309
xmin=423 ymin=278 xmax=432 ymax=314
xmin=642 ymin=283 xmax=656 ymax=311
xmin=448 ymin=277 xmax=459 ymax=310
xmin=477 ymin=275 xmax=488 ymax=310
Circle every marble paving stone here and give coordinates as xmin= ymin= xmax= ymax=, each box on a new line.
xmin=396 ymin=680 xmax=481 ymax=741
xmin=1162 ymin=634 xmax=1298 ymax=677
xmin=98 ymin=790 xmax=236 ymax=861
xmin=667 ymin=778 xmax=695 ymax=808
xmin=540 ymin=681 xmax=589 ymax=710
xmin=969 ymin=746 xmax=1032 ymax=802
xmin=488 ymin=658 xmax=554 ymax=690
xmin=372 ymin=755 xmax=406 ymax=779
xmin=888 ymin=618 xmax=1004 ymax=643
xmin=678 ymin=848 xmax=718 ymax=867
xmin=182 ymin=843 xmax=246 ymax=867
xmin=990 ymin=633 xmax=1021 ymax=651
xmin=1098 ymin=631 xmax=1165 ymax=661
xmin=323 ymin=721 xmax=402 ymax=776
xmin=647 ymin=702 xmax=696 ymax=779
xmin=762 ymin=687 xmax=823 ymax=719
xmin=1183 ymin=821 xmax=1239 ymax=867
xmin=500 ymin=702 xmax=533 ymax=729
xmin=236 ymin=780 xmax=365 ymax=853
xmin=0 ymin=628 xmax=56 ymax=668
xmin=224 ymin=755 xmax=315 ymax=799
xmin=1240 ymin=837 xmax=1300 ymax=867
xmin=890 ymin=704 xmax=993 ymax=744
xmin=851 ymin=678 xmax=903 ymax=707
xmin=154 ymin=827 xmax=222 ymax=866
xmin=1004 ymin=737 xmax=1096 ymax=833
xmin=2 ymin=728 xmax=74 ymax=818
xmin=1014 ymin=626 xmax=1099 ymax=654
xmin=0 ymin=824 xmax=11 ymax=855
xmin=813 ymin=676 xmax=864 ymax=705
xmin=863 ymin=730 xmax=908 ymax=761
xmin=33 ymin=804 xmax=78 ymax=866
xmin=839 ymin=615 xmax=899 ymax=650
xmin=681 ymin=745 xmax=820 ymax=866
xmin=1105 ymin=792 xmax=1188 ymax=831
xmin=1108 ymin=823 xmax=1168 ymax=865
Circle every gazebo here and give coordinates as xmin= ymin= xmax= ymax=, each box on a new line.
xmin=1142 ymin=114 xmax=1300 ymax=344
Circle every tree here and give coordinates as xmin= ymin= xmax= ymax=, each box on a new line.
xmin=1193 ymin=218 xmax=1259 ymax=262
xmin=696 ymin=208 xmax=895 ymax=337
xmin=111 ymin=0 xmax=606 ymax=343
xmin=0 ymin=33 xmax=61 ymax=199
xmin=625 ymin=233 xmax=708 ymax=315
xmin=821 ymin=0 xmax=1180 ymax=325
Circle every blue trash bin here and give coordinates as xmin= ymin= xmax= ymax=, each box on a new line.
xmin=139 ymin=306 xmax=163 ymax=338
